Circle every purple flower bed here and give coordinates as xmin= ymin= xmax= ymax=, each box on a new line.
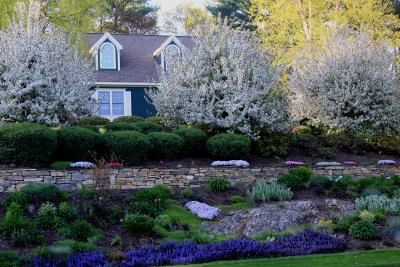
xmin=32 ymin=231 xmax=346 ymax=267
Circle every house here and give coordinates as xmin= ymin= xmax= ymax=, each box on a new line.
xmin=84 ymin=33 xmax=192 ymax=120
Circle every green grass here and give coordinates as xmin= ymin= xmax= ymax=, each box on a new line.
xmin=177 ymin=249 xmax=400 ymax=267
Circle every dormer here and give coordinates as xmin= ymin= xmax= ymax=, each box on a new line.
xmin=89 ymin=33 xmax=123 ymax=71
xmin=153 ymin=35 xmax=183 ymax=71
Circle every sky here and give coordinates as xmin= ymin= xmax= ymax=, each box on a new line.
xmin=150 ymin=0 xmax=207 ymax=12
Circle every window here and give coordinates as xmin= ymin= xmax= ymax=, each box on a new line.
xmin=98 ymin=91 xmax=124 ymax=116
xmin=164 ymin=45 xmax=181 ymax=71
xmin=100 ymin=43 xmax=116 ymax=69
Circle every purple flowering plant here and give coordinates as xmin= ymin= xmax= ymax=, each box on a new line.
xmin=378 ymin=160 xmax=396 ymax=165
xmin=32 ymin=231 xmax=346 ymax=267
xmin=284 ymin=161 xmax=304 ymax=166
xmin=211 ymin=160 xmax=249 ymax=167
xmin=70 ymin=161 xmax=96 ymax=169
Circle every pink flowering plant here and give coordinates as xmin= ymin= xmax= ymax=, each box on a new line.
xmin=284 ymin=161 xmax=304 ymax=166
xmin=184 ymin=201 xmax=220 ymax=220
xmin=343 ymin=161 xmax=357 ymax=165
xmin=105 ymin=162 xmax=123 ymax=168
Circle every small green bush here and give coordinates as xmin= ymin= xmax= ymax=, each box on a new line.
xmin=123 ymin=214 xmax=155 ymax=236
xmin=385 ymin=217 xmax=400 ymax=237
xmin=356 ymin=176 xmax=396 ymax=197
xmin=126 ymin=185 xmax=172 ymax=216
xmin=69 ymin=220 xmax=97 ymax=241
xmin=9 ymin=183 xmax=67 ymax=206
xmin=104 ymin=131 xmax=150 ymax=165
xmin=56 ymin=240 xmax=97 ymax=252
xmin=349 ymin=220 xmax=378 ymax=240
xmin=132 ymin=121 xmax=163 ymax=134
xmin=307 ymin=175 xmax=333 ymax=193
xmin=113 ymin=116 xmax=144 ymax=123
xmin=277 ymin=167 xmax=313 ymax=190
xmin=78 ymin=116 xmax=109 ymax=126
xmin=180 ymin=188 xmax=193 ymax=199
xmin=207 ymin=133 xmax=251 ymax=160
xmin=255 ymin=134 xmax=290 ymax=158
xmin=229 ymin=195 xmax=246 ymax=203
xmin=104 ymin=123 xmax=142 ymax=132
xmin=250 ymin=181 xmax=293 ymax=202
xmin=172 ymin=126 xmax=208 ymax=156
xmin=0 ymin=203 xmax=36 ymax=237
xmin=76 ymin=189 xmax=99 ymax=200
xmin=361 ymin=187 xmax=382 ymax=197
xmin=355 ymin=195 xmax=400 ymax=215
xmin=56 ymin=127 xmax=100 ymax=161
xmin=358 ymin=210 xmax=375 ymax=222
xmin=207 ymin=177 xmax=230 ymax=193
xmin=147 ymin=132 xmax=184 ymax=160
xmin=36 ymin=202 xmax=57 ymax=229
xmin=393 ymin=189 xmax=400 ymax=199
xmin=127 ymin=201 xmax=159 ymax=217
xmin=50 ymin=161 xmax=73 ymax=170
xmin=11 ymin=229 xmax=34 ymax=247
xmin=0 ymin=123 xmax=57 ymax=167
xmin=0 ymin=251 xmax=27 ymax=267
xmin=336 ymin=211 xmax=359 ymax=232
xmin=58 ymin=202 xmax=79 ymax=222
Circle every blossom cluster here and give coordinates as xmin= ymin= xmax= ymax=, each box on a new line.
xmin=70 ymin=162 xmax=96 ymax=169
xmin=32 ymin=231 xmax=346 ymax=266
xmin=378 ymin=160 xmax=396 ymax=165
xmin=315 ymin=162 xmax=341 ymax=166
xmin=184 ymin=201 xmax=220 ymax=220
xmin=105 ymin=162 xmax=123 ymax=168
xmin=211 ymin=160 xmax=249 ymax=167
xmin=0 ymin=163 xmax=16 ymax=168
xmin=343 ymin=161 xmax=357 ymax=165
xmin=284 ymin=161 xmax=304 ymax=166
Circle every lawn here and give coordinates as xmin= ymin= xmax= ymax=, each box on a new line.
xmin=177 ymin=249 xmax=400 ymax=267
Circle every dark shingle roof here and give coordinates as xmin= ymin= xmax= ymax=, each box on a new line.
xmin=84 ymin=33 xmax=193 ymax=83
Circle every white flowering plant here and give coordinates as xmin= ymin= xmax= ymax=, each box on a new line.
xmin=378 ymin=160 xmax=396 ymax=165
xmin=289 ymin=29 xmax=400 ymax=134
xmin=211 ymin=160 xmax=249 ymax=167
xmin=148 ymin=18 xmax=291 ymax=139
xmin=70 ymin=162 xmax=96 ymax=169
xmin=184 ymin=201 xmax=220 ymax=220
xmin=0 ymin=1 xmax=97 ymax=126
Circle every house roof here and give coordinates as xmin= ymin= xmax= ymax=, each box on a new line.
xmin=84 ymin=33 xmax=193 ymax=84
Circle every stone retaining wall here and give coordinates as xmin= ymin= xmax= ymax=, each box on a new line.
xmin=0 ymin=165 xmax=399 ymax=192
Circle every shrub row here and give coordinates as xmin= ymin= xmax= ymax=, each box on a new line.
xmin=0 ymin=123 xmax=253 ymax=167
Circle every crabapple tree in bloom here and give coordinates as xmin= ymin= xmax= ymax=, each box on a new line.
xmin=148 ymin=19 xmax=291 ymax=139
xmin=288 ymin=29 xmax=400 ymax=134
xmin=0 ymin=1 xmax=97 ymax=126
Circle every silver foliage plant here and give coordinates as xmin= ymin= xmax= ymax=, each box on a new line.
xmin=0 ymin=1 xmax=97 ymax=126
xmin=288 ymin=28 xmax=400 ymax=134
xmin=148 ymin=18 xmax=291 ymax=139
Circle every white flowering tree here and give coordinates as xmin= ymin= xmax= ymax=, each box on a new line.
xmin=148 ymin=19 xmax=291 ymax=138
xmin=0 ymin=1 xmax=97 ymax=126
xmin=288 ymin=29 xmax=400 ymax=134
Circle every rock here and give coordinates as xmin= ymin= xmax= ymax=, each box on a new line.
xmin=26 ymin=204 xmax=36 ymax=216
xmin=201 ymin=199 xmax=354 ymax=236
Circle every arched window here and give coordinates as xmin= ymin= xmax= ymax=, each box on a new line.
xmin=100 ymin=43 xmax=116 ymax=69
xmin=164 ymin=45 xmax=181 ymax=71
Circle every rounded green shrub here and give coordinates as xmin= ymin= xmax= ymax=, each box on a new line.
xmin=207 ymin=177 xmax=230 ymax=193
xmin=349 ymin=220 xmax=379 ymax=240
xmin=277 ymin=167 xmax=313 ymax=191
xmin=56 ymin=127 xmax=100 ymax=161
xmin=49 ymin=161 xmax=73 ymax=170
xmin=255 ymin=134 xmax=290 ymax=158
xmin=229 ymin=195 xmax=246 ymax=203
xmin=123 ymin=214 xmax=155 ymax=236
xmin=0 ymin=203 xmax=36 ymax=237
xmin=113 ymin=116 xmax=144 ymax=123
xmin=147 ymin=132 xmax=184 ymax=160
xmin=0 ymin=123 xmax=57 ymax=167
xmin=132 ymin=121 xmax=163 ymax=134
xmin=180 ymin=188 xmax=193 ymax=199
xmin=36 ymin=202 xmax=57 ymax=229
xmin=207 ymin=133 xmax=251 ymax=160
xmin=58 ymin=202 xmax=79 ymax=222
xmin=104 ymin=123 xmax=142 ymax=132
xmin=69 ymin=220 xmax=97 ymax=241
xmin=8 ymin=183 xmax=67 ymax=207
xmin=172 ymin=126 xmax=208 ymax=156
xmin=104 ymin=131 xmax=150 ymax=165
xmin=78 ymin=116 xmax=109 ymax=126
